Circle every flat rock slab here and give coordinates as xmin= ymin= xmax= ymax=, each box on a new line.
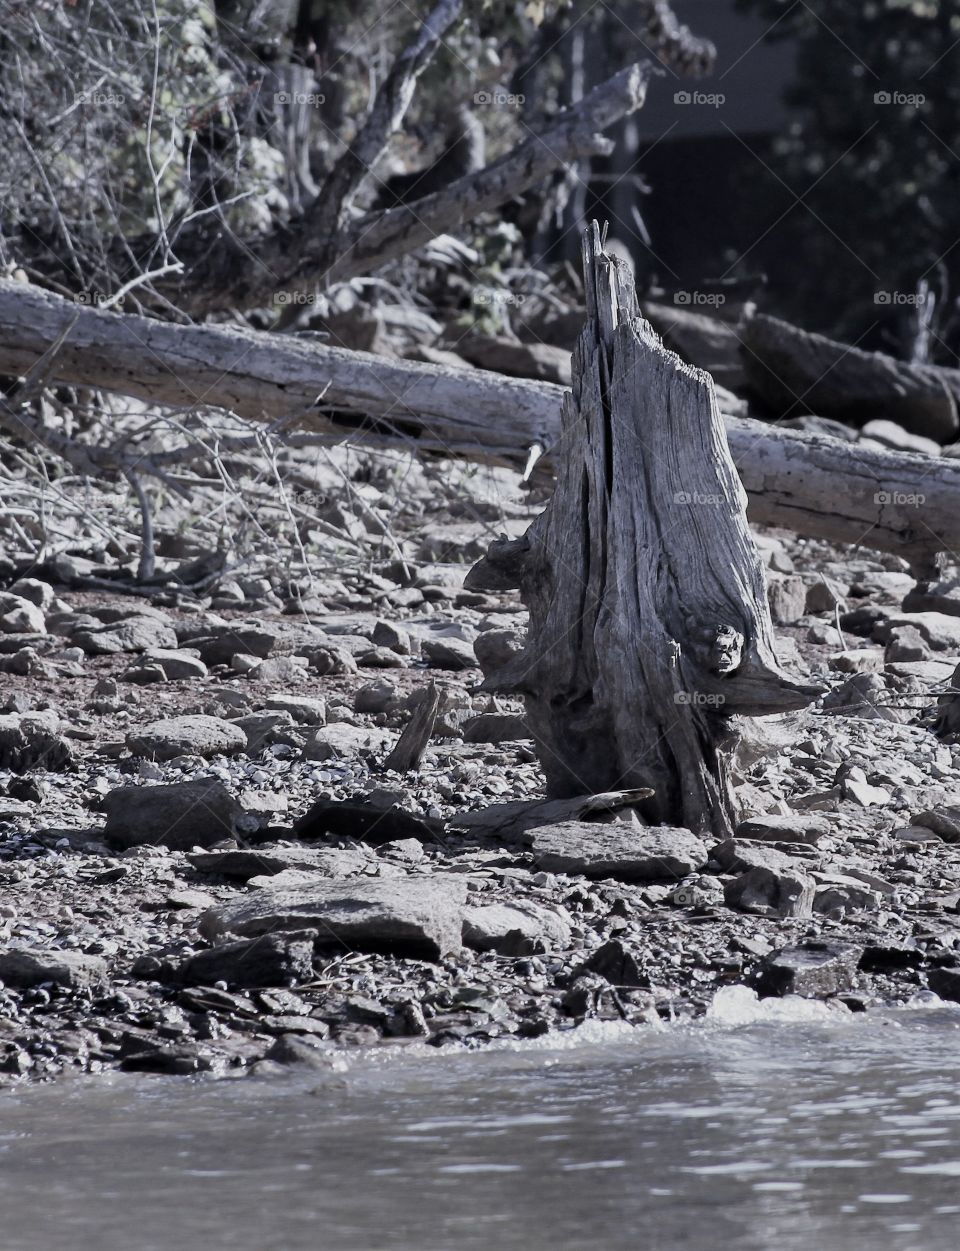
xmin=73 ymin=615 xmax=178 ymax=654
xmin=452 ymin=789 xmax=653 ymax=840
xmin=462 ymin=901 xmax=572 ymax=955
xmin=104 ymin=779 xmax=242 ymax=850
xmin=735 ymin=814 xmax=832 ymax=845
xmin=188 ymin=846 xmax=369 ymax=881
xmin=126 ymin=715 xmax=247 ymax=761
xmin=520 ymin=822 xmax=707 ymax=882
xmin=302 ymin=724 xmax=392 ymax=761
xmin=200 ymin=877 xmax=468 ymax=961
xmin=0 ymin=947 xmax=108 ymax=989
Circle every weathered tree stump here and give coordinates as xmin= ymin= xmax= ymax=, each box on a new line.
xmin=468 ymin=223 xmax=822 ymax=837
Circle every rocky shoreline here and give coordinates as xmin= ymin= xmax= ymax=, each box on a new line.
xmin=2 ymin=455 xmax=960 ymax=1084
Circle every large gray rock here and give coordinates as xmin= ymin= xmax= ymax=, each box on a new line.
xmin=200 ymin=877 xmax=468 ymax=960
xmin=875 ymin=612 xmax=960 ymax=652
xmin=180 ymin=932 xmax=315 ymax=988
xmin=302 ymin=723 xmax=391 ymax=760
xmin=104 ymin=779 xmax=243 ymax=850
xmin=520 ymin=822 xmax=707 ymax=882
xmin=462 ymin=901 xmax=572 ymax=955
xmin=0 ymin=593 xmax=46 ymax=635
xmin=716 ymin=840 xmax=817 ymax=918
xmin=0 ymin=947 xmax=108 ymax=989
xmin=126 ymin=715 xmax=246 ymax=760
xmin=0 ymin=710 xmax=72 ymax=772
xmin=121 ymin=648 xmax=208 ymax=682
xmin=73 ymin=614 xmax=177 ymax=654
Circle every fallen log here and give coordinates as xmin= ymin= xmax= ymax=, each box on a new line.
xmin=0 ymin=279 xmax=958 ymax=567
xmin=740 ymin=312 xmax=960 ymax=443
xmin=467 ymin=224 xmax=821 ymax=836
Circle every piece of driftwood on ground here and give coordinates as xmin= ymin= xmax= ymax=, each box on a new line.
xmin=1 ymin=280 xmax=959 ymax=567
xmin=383 ymin=681 xmax=442 ymax=774
xmin=468 ymin=224 xmax=822 ymax=837
xmin=740 ymin=313 xmax=960 ymax=443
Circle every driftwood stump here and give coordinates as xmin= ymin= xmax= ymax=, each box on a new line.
xmin=467 ymin=223 xmax=821 ymax=837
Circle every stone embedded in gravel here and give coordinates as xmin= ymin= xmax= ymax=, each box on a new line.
xmin=185 ymin=627 xmax=277 ymax=667
xmin=8 ymin=578 xmax=55 ymax=610
xmin=354 ymin=679 xmax=397 ymax=714
xmin=473 ymin=628 xmax=525 ymax=675
xmin=358 ymin=646 xmax=406 ymax=669
xmin=301 ymin=723 xmax=392 ymax=761
xmin=305 ymin=644 xmax=359 ymax=675
xmin=0 ymin=947 xmax=108 ymax=989
xmin=72 ymin=615 xmax=177 ymax=655
xmin=294 ymin=796 xmax=443 ymax=845
xmin=371 ymin=620 xmax=413 ymax=654
xmin=725 ymin=866 xmax=816 ymax=918
xmin=716 ymin=840 xmax=817 ymax=918
xmin=927 ymin=967 xmax=960 ymax=1003
xmin=0 ymin=710 xmax=72 ymax=772
xmin=248 ymin=655 xmax=309 ymax=684
xmin=421 ymin=636 xmax=477 ymax=671
xmin=0 ymin=593 xmax=46 ymax=635
xmin=767 ymin=575 xmax=808 ymax=625
xmin=181 ymin=932 xmax=315 ymax=988
xmin=188 ymin=846 xmax=368 ymax=881
xmin=104 ymin=779 xmax=241 ymax=850
xmin=126 ymin=714 xmax=247 ymax=761
xmin=453 ymin=789 xmax=654 ymax=839
xmin=903 ymin=574 xmax=960 ymax=618
xmin=200 ymin=877 xmax=468 ymax=961
xmin=263 ymin=695 xmax=326 ymax=725
xmin=911 ymin=807 xmax=960 ymax=843
xmin=829 ymin=650 xmax=884 ymax=674
xmin=755 ymin=940 xmax=860 ymax=998
xmin=876 ymin=612 xmax=960 ymax=653
xmin=462 ymin=900 xmax=572 ymax=955
xmin=576 ymin=939 xmax=649 ymax=988
xmin=234 ymin=711 xmax=301 ymax=754
xmin=812 ymin=874 xmax=882 ymax=914
xmin=520 ymin=822 xmax=708 ymax=882
xmin=805 ymin=578 xmax=847 ymax=615
xmin=122 ymin=649 xmax=208 ymax=683
xmin=462 ymin=712 xmax=531 ymax=743
xmin=735 ymin=813 xmax=832 ymax=845
xmin=840 ymin=767 xmax=891 ymax=807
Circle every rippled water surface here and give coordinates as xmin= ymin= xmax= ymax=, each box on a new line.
xmin=2 ymin=1004 xmax=960 ymax=1251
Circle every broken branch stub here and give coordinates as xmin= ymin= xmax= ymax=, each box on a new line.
xmin=470 ymin=222 xmax=822 ymax=837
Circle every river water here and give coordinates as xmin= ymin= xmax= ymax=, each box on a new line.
xmin=2 ymin=993 xmax=960 ymax=1251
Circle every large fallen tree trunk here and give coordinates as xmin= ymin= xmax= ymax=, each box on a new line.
xmin=1 ymin=279 xmax=958 ymax=567
xmin=467 ymin=224 xmax=821 ymax=836
xmin=741 ymin=313 xmax=960 ymax=443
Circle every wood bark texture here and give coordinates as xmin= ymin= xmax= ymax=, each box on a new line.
xmin=470 ymin=223 xmax=821 ymax=837
xmin=741 ymin=313 xmax=960 ymax=443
